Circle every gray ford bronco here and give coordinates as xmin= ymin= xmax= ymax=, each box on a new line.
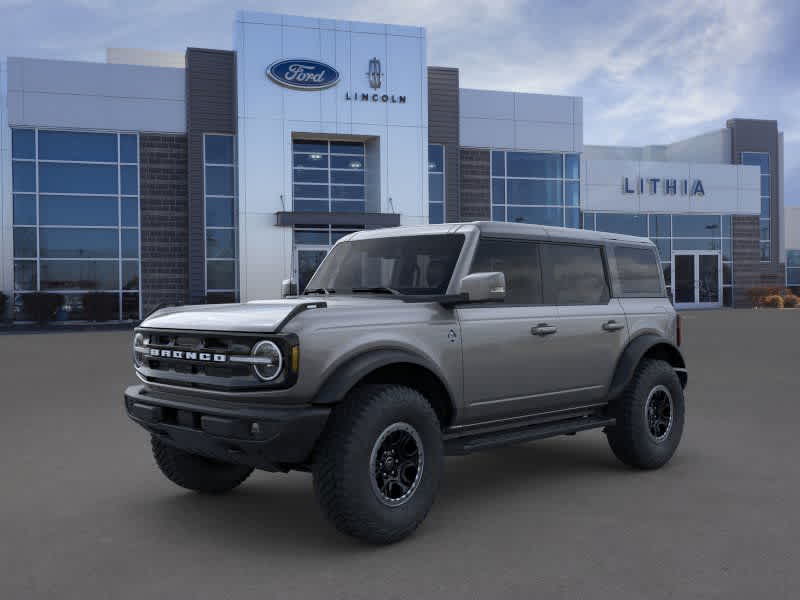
xmin=125 ymin=221 xmax=686 ymax=544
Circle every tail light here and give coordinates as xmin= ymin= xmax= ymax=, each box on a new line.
xmin=676 ymin=313 xmax=682 ymax=346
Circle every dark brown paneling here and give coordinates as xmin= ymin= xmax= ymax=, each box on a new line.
xmin=428 ymin=67 xmax=460 ymax=222
xmin=186 ymin=48 xmax=237 ymax=303
xmin=139 ymin=134 xmax=189 ymax=316
xmin=459 ymin=149 xmax=490 ymax=221
xmin=727 ymin=119 xmax=782 ymax=276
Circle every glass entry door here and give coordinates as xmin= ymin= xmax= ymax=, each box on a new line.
xmin=295 ymin=247 xmax=328 ymax=293
xmin=672 ymin=251 xmax=721 ymax=308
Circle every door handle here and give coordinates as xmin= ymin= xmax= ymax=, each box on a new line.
xmin=602 ymin=320 xmax=625 ymax=332
xmin=531 ymin=323 xmax=557 ymax=336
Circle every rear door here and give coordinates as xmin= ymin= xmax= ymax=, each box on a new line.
xmin=457 ymin=237 xmax=562 ymax=424
xmin=537 ymin=242 xmax=628 ymax=409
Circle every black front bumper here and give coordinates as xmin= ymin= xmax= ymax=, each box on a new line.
xmin=124 ymin=385 xmax=330 ymax=471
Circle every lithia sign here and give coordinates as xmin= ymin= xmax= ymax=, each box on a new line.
xmin=623 ymin=177 xmax=705 ymax=196
xmin=267 ymin=57 xmax=407 ymax=103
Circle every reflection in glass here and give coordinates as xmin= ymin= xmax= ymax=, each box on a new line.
xmin=39 ymin=163 xmax=118 ymax=194
xmin=13 ymin=228 xmax=37 ymax=258
xmin=204 ymin=135 xmax=234 ymax=164
xmin=14 ymin=261 xmax=37 ymax=291
xmin=39 ymin=228 xmax=118 ymax=258
xmin=40 ymin=195 xmax=118 ymax=226
xmin=206 ymin=229 xmax=236 ymax=259
xmin=507 ymin=152 xmax=562 ymax=178
xmin=507 ymin=180 xmax=562 ymax=206
xmin=206 ymin=197 xmax=234 ymax=227
xmin=13 ymin=194 xmax=36 ymax=225
xmin=12 ymin=161 xmax=36 ymax=192
xmin=40 ymin=261 xmax=119 ymax=290
xmin=38 ymin=130 xmax=117 ymax=162
xmin=674 ymin=255 xmax=695 ymax=303
xmin=205 ymin=166 xmax=235 ymax=196
xmin=12 ymin=129 xmax=35 ymax=159
xmin=207 ymin=260 xmax=236 ymax=290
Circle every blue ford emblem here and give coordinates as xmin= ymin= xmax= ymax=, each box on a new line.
xmin=267 ymin=59 xmax=340 ymax=90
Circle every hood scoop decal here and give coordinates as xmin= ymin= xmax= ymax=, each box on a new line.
xmin=274 ymin=301 xmax=328 ymax=332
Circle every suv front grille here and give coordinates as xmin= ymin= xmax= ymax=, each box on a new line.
xmin=135 ymin=329 xmax=294 ymax=392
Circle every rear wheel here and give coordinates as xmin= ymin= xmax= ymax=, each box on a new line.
xmin=151 ymin=436 xmax=254 ymax=493
xmin=605 ymin=359 xmax=685 ymax=469
xmin=312 ymin=384 xmax=443 ymax=544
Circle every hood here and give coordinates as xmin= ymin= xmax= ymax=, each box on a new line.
xmin=140 ymin=298 xmax=326 ymax=333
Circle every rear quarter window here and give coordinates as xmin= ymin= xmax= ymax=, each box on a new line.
xmin=614 ymin=246 xmax=665 ymax=297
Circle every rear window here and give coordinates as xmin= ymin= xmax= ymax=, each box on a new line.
xmin=614 ymin=246 xmax=664 ymax=297
xmin=540 ymin=243 xmax=610 ymax=305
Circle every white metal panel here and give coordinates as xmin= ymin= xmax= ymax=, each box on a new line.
xmin=237 ymin=23 xmax=283 ymax=121
xmin=514 ymin=120 xmax=574 ymax=152
xmin=514 ymin=92 xmax=573 ymax=123
xmin=459 ymin=116 xmax=514 ymax=149
xmin=282 ymin=26 xmax=326 ymax=124
xmin=349 ymin=32 xmax=388 ymax=126
xmin=7 ymin=57 xmax=185 ymax=132
xmin=387 ymin=34 xmax=423 ymax=127
xmin=386 ymin=124 xmax=425 ymax=219
xmin=459 ymin=88 xmax=514 ymax=120
xmin=19 ymin=92 xmax=185 ymax=132
xmin=0 ymin=59 xmax=10 ymax=295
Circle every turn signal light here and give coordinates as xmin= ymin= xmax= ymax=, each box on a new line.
xmin=290 ymin=345 xmax=300 ymax=373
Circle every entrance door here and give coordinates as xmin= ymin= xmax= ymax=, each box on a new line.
xmin=671 ymin=251 xmax=721 ymax=309
xmin=295 ymin=247 xmax=328 ymax=293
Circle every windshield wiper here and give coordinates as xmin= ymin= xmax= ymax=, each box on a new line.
xmin=351 ymin=286 xmax=401 ymax=295
xmin=304 ymin=287 xmax=335 ymax=295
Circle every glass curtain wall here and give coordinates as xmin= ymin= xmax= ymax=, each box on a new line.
xmin=741 ymin=152 xmax=771 ymax=262
xmin=584 ymin=212 xmax=734 ymax=306
xmin=491 ymin=151 xmax=580 ymax=228
xmin=11 ymin=128 xmax=140 ymax=320
xmin=292 ymin=140 xmax=365 ymax=213
xmin=428 ymin=144 xmax=444 ymax=224
xmin=787 ymin=250 xmax=800 ymax=288
xmin=204 ymin=134 xmax=238 ymax=302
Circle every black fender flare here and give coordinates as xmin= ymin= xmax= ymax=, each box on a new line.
xmin=606 ymin=334 xmax=687 ymax=400
xmin=311 ymin=348 xmax=454 ymax=408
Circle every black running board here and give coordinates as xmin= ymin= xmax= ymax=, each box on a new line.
xmin=444 ymin=415 xmax=615 ymax=456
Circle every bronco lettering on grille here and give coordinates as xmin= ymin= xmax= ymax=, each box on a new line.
xmin=149 ymin=348 xmax=227 ymax=362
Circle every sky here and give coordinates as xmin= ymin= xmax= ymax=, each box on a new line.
xmin=1 ymin=0 xmax=798 ymax=204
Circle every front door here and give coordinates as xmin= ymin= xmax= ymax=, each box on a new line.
xmin=295 ymin=247 xmax=328 ymax=293
xmin=672 ymin=251 xmax=721 ymax=309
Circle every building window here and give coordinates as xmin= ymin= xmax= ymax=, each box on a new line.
xmin=787 ymin=250 xmax=800 ymax=289
xmin=204 ymin=134 xmax=238 ymax=302
xmin=584 ymin=212 xmax=734 ymax=306
xmin=490 ymin=150 xmax=580 ymax=228
xmin=292 ymin=225 xmax=364 ymax=292
xmin=429 ymin=144 xmax=445 ymax=224
xmin=292 ymin=140 xmax=365 ymax=213
xmin=11 ymin=128 xmax=140 ymax=321
xmin=742 ymin=152 xmax=770 ymax=261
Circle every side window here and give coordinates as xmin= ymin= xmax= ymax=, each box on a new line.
xmin=469 ymin=238 xmax=542 ymax=305
xmin=614 ymin=246 xmax=665 ymax=297
xmin=540 ymin=243 xmax=610 ymax=305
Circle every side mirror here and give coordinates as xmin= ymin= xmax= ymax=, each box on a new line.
xmin=457 ymin=272 xmax=506 ymax=303
xmin=281 ymin=279 xmax=297 ymax=298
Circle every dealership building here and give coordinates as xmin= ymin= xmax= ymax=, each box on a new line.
xmin=0 ymin=10 xmax=794 ymax=321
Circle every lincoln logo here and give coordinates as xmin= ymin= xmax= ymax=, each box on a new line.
xmin=149 ymin=349 xmax=227 ymax=362
xmin=266 ymin=59 xmax=341 ymax=90
xmin=367 ymin=57 xmax=382 ymax=89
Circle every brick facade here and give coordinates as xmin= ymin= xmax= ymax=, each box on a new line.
xmin=459 ymin=149 xmax=491 ymax=221
xmin=139 ymin=134 xmax=189 ymax=316
xmin=731 ymin=215 xmax=785 ymax=307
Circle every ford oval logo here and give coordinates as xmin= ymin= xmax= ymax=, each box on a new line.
xmin=267 ymin=59 xmax=340 ymax=90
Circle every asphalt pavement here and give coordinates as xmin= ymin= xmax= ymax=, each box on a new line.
xmin=1 ymin=309 xmax=798 ymax=599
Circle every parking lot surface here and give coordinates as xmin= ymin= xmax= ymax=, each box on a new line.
xmin=1 ymin=309 xmax=798 ymax=599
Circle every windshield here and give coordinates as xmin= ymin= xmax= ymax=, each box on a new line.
xmin=305 ymin=234 xmax=465 ymax=295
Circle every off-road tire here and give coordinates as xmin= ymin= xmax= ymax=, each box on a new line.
xmin=605 ymin=359 xmax=685 ymax=469
xmin=151 ymin=436 xmax=254 ymax=493
xmin=312 ymin=384 xmax=443 ymax=544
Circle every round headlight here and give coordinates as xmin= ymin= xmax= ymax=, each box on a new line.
xmin=251 ymin=340 xmax=283 ymax=381
xmin=133 ymin=332 xmax=145 ymax=367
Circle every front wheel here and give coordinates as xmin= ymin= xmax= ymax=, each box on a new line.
xmin=312 ymin=384 xmax=443 ymax=544
xmin=605 ymin=359 xmax=685 ymax=469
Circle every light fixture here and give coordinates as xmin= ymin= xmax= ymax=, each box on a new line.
xmin=349 ymin=160 xmax=362 ymax=169
xmin=310 ymin=153 xmax=322 ymax=160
